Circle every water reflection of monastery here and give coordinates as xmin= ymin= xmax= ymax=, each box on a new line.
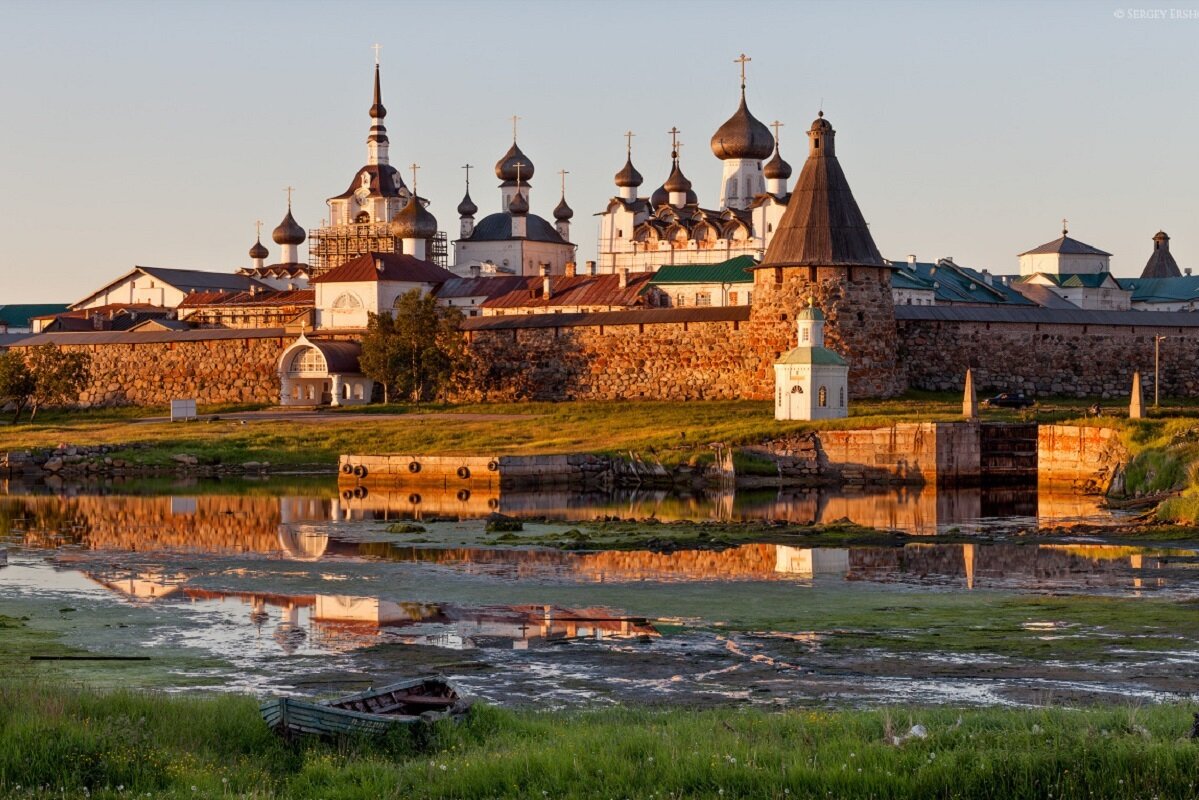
xmin=3 ymin=482 xmax=1112 ymax=544
xmin=79 ymin=575 xmax=657 ymax=654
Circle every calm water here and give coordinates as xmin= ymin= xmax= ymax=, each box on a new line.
xmin=2 ymin=479 xmax=1194 ymax=708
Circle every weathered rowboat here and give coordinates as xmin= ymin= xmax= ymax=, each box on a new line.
xmin=260 ymin=675 xmax=469 ymax=739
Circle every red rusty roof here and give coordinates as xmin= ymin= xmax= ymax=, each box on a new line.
xmin=480 ymin=272 xmax=657 ymax=311
xmin=310 ymin=252 xmax=455 ymax=284
xmin=178 ymin=289 xmax=314 ymax=308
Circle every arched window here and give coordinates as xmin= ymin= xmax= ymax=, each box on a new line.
xmin=332 ymin=292 xmax=362 ymax=310
xmin=354 ymin=211 xmax=370 ymax=224
xmin=818 ymin=386 xmax=828 ymax=407
xmin=289 ymin=347 xmax=326 ymax=375
xmin=342 ymin=384 xmax=350 ymax=399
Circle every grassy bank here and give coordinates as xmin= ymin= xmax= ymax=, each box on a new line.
xmin=0 ymin=394 xmax=1140 ymax=470
xmin=1 ymin=683 xmax=1198 ymax=800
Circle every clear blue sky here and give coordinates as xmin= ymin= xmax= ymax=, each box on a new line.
xmin=2 ymin=0 xmax=1197 ymax=303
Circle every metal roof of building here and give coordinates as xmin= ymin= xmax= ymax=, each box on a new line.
xmin=1018 ymin=234 xmax=1112 ymax=258
xmin=888 ymin=259 xmax=1033 ymax=306
xmin=0 ymin=304 xmax=70 ymax=327
xmin=1123 ymin=276 xmax=1199 ymax=304
xmin=460 ymin=305 xmax=750 ymax=331
xmin=650 ymin=256 xmax=757 ymax=285
xmin=894 ymin=305 xmax=1199 ymax=327
xmin=481 ymin=272 xmax=656 ymax=311
xmin=11 ymin=328 xmax=288 ymax=346
xmin=436 ymin=275 xmax=532 ymax=299
xmin=462 ymin=212 xmax=568 ymax=244
xmin=310 ymin=252 xmax=455 ymax=284
xmin=1017 ymin=272 xmax=1117 ymax=289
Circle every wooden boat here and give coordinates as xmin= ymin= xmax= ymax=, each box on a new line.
xmin=260 ymin=675 xmax=469 ymax=739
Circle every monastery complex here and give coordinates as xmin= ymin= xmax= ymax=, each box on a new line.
xmin=5 ymin=55 xmax=1199 ymax=409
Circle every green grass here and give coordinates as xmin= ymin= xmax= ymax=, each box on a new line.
xmin=2 ymin=683 xmax=1199 ymax=799
xmin=0 ymin=394 xmax=1169 ymax=470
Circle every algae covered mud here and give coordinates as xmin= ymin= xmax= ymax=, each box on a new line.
xmin=2 ymin=477 xmax=1197 ymax=708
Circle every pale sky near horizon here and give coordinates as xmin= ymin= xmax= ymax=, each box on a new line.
xmin=1 ymin=0 xmax=1197 ymax=303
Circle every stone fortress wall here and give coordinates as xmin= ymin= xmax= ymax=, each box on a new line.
xmin=13 ymin=300 xmax=1199 ymax=407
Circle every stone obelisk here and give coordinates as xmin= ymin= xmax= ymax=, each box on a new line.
xmin=1129 ymin=371 xmax=1144 ymax=419
xmin=963 ymin=369 xmax=978 ymax=419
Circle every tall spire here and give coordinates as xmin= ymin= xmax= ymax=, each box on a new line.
xmin=367 ymin=50 xmax=389 ymax=166
xmin=760 ymin=111 xmax=884 ymax=267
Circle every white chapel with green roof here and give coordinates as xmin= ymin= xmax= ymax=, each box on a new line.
xmin=774 ymin=302 xmax=849 ymax=421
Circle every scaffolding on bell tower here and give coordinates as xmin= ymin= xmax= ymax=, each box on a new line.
xmin=307 ymin=223 xmax=449 ymax=277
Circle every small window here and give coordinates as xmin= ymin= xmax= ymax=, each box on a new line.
xmin=801 ymin=328 xmax=810 ymax=342
xmin=675 ymin=294 xmax=686 ymax=307
xmin=695 ymin=292 xmax=711 ymax=307
xmin=818 ymin=386 xmax=828 ymax=407
xmin=728 ymin=291 xmax=738 ymax=304
xmin=839 ymin=387 xmax=845 ymax=407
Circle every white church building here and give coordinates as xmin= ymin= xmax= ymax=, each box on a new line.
xmin=774 ymin=302 xmax=849 ymax=421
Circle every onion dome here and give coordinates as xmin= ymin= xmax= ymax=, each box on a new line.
xmin=248 ymin=237 xmax=269 ymax=260
xmin=763 ymin=144 xmax=792 ymax=180
xmin=457 ymin=191 xmax=478 ymax=218
xmin=810 ymin=110 xmax=833 ymax=133
xmin=495 ymin=142 xmax=534 ymax=183
xmin=390 ymin=196 xmax=438 ymax=239
xmin=553 ymin=195 xmax=574 ymax=222
xmin=685 ymin=189 xmax=698 ymax=206
xmin=663 ymin=161 xmax=692 ymax=194
xmin=508 ymin=191 xmax=529 ymax=216
xmin=614 ymin=157 xmax=643 ymax=188
xmin=710 ymin=92 xmax=774 ymax=160
xmin=272 ymin=208 xmax=306 ymax=246
xmin=650 ymin=184 xmax=669 ymax=206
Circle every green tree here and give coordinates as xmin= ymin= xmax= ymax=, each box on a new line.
xmin=0 ymin=350 xmax=35 ymax=424
xmin=26 ymin=344 xmax=91 ymax=421
xmin=358 ymin=290 xmax=467 ymax=403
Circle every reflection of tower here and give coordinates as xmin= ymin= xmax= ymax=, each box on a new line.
xmin=962 ymin=543 xmax=975 ymax=590
xmin=273 ymin=602 xmax=307 ymax=654
xmin=250 ymin=595 xmax=269 ymax=631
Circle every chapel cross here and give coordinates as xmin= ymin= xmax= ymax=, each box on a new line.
xmin=255 ymin=219 xmax=263 ymax=238
xmin=513 ymin=161 xmax=525 ymax=186
xmin=1062 ymin=218 xmax=1069 ymax=235
xmin=511 ymin=114 xmax=521 ymax=142
xmin=668 ymin=126 xmax=681 ymax=153
xmin=372 ymin=43 xmax=382 ymax=65
xmin=735 ymin=53 xmax=751 ymax=88
xmin=409 ymin=163 xmax=420 ymax=194
xmin=284 ymin=186 xmax=294 ymax=207
xmin=770 ymin=120 xmax=784 ymax=144
xmin=462 ymin=163 xmax=473 ymax=190
xmin=558 ymin=168 xmax=569 ymax=194
xmin=624 ymin=130 xmax=635 ymax=155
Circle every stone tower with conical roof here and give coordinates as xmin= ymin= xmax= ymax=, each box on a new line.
xmin=749 ymin=112 xmax=902 ymax=398
xmin=1140 ymin=231 xmax=1182 ymax=279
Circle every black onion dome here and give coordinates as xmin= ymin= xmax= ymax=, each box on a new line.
xmin=248 ymin=238 xmax=269 ymax=259
xmin=457 ymin=191 xmax=478 ymax=217
xmin=553 ymin=196 xmax=573 ymax=221
xmin=710 ymin=94 xmax=774 ymax=160
xmin=390 ymin=197 xmax=438 ymax=239
xmin=764 ymin=146 xmax=792 ymax=180
xmin=650 ymin=184 xmax=669 ymax=206
xmin=614 ymin=157 xmax=643 ymax=188
xmin=272 ymin=209 xmax=306 ymax=245
xmin=685 ymin=189 xmax=698 ymax=205
xmin=495 ymin=142 xmax=534 ymax=182
xmin=508 ymin=191 xmax=529 ymax=216
xmin=663 ymin=162 xmax=692 ymax=193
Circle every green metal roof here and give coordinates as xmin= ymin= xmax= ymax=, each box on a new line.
xmin=1016 ymin=272 xmax=1115 ymax=289
xmin=775 ymin=346 xmax=848 ymax=366
xmin=1123 ymin=276 xmax=1199 ymax=303
xmin=649 ymin=255 xmax=756 ymax=285
xmin=891 ymin=270 xmax=934 ymax=291
xmin=0 ymin=304 xmax=69 ymax=327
